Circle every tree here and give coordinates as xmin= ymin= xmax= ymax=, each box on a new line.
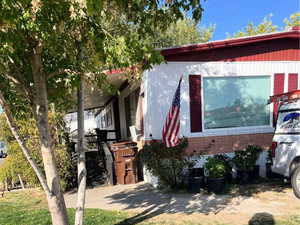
xmin=284 ymin=13 xmax=300 ymax=29
xmin=0 ymin=1 xmax=204 ymax=224
xmin=228 ymin=13 xmax=300 ymax=39
xmin=227 ymin=14 xmax=277 ymax=38
xmin=0 ymin=112 xmax=76 ymax=191
xmin=154 ymin=19 xmax=215 ymax=48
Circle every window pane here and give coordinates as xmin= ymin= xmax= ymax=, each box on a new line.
xmin=203 ymin=76 xmax=270 ymax=129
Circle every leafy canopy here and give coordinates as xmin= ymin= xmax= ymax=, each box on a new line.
xmin=284 ymin=12 xmax=300 ymax=29
xmin=228 ymin=12 xmax=299 ymax=38
xmin=227 ymin=14 xmax=277 ymax=38
xmin=0 ymin=0 xmax=205 ymax=117
xmin=154 ymin=19 xmax=215 ymax=48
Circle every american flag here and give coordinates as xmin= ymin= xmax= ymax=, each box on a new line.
xmin=162 ymin=76 xmax=183 ymax=148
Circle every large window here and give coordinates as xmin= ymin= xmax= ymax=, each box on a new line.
xmin=203 ymin=76 xmax=270 ymax=129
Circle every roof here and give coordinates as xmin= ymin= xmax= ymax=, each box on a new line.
xmin=161 ymin=26 xmax=300 ymax=59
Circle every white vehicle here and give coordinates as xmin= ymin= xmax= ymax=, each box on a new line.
xmin=270 ymin=90 xmax=300 ymax=198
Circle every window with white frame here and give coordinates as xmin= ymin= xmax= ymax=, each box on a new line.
xmin=203 ymin=76 xmax=270 ymax=129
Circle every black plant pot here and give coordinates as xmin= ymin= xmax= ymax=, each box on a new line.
xmin=226 ymin=171 xmax=233 ymax=183
xmin=248 ymin=165 xmax=260 ymax=181
xmin=236 ymin=170 xmax=251 ymax=184
xmin=207 ymin=177 xmax=226 ymax=194
xmin=187 ymin=176 xmax=205 ymax=193
xmin=188 ymin=168 xmax=204 ymax=177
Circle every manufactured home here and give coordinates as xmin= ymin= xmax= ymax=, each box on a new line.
xmin=66 ymin=26 xmax=300 ymax=184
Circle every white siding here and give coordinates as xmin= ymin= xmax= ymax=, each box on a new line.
xmin=144 ymin=61 xmax=300 ymax=140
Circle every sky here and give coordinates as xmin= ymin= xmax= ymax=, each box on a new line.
xmin=199 ymin=0 xmax=300 ymax=40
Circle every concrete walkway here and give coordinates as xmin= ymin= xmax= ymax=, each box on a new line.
xmin=64 ymin=181 xmax=299 ymax=216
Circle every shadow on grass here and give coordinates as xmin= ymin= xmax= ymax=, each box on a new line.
xmin=106 ymin=180 xmax=290 ymax=225
xmin=228 ymin=179 xmax=290 ymax=197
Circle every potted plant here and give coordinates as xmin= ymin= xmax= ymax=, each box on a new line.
xmin=233 ymin=145 xmax=262 ymax=184
xmin=213 ymin=154 xmax=233 ymax=183
xmin=204 ymin=156 xmax=227 ymax=193
xmin=187 ymin=167 xmax=205 ymax=193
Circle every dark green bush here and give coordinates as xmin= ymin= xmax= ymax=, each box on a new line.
xmin=139 ymin=139 xmax=191 ymax=189
xmin=233 ymin=145 xmax=262 ymax=171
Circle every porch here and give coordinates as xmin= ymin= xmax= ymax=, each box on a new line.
xmin=64 ymin=71 xmax=144 ymax=187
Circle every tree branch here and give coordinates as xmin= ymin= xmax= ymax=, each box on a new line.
xmin=47 ymin=69 xmax=99 ymax=80
xmin=0 ymin=90 xmax=53 ymax=198
xmin=47 ymin=69 xmax=79 ymax=80
xmin=1 ymin=72 xmax=33 ymax=104
xmin=3 ymin=57 xmax=32 ymax=98
xmin=2 ymin=72 xmax=21 ymax=85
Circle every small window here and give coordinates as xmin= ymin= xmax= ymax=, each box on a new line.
xmin=203 ymin=76 xmax=270 ymax=129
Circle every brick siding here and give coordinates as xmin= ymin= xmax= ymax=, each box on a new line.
xmin=185 ymin=133 xmax=274 ymax=155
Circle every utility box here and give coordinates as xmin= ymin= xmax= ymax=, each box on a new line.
xmin=110 ymin=141 xmax=138 ymax=185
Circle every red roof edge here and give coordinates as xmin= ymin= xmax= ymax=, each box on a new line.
xmin=103 ymin=68 xmax=125 ymax=75
xmin=161 ymin=29 xmax=300 ymax=56
xmin=103 ymin=66 xmax=138 ymax=75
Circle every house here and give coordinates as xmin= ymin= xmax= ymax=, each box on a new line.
xmin=66 ymin=26 xmax=300 ymax=184
xmin=147 ymin=26 xmax=299 ymax=154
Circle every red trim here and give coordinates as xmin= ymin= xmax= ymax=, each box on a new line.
xmin=161 ymin=30 xmax=300 ymax=56
xmin=288 ymin=73 xmax=298 ymax=92
xmin=163 ymin=39 xmax=299 ymax=62
xmin=189 ymin=75 xmax=202 ymax=132
xmin=273 ymin=73 xmax=285 ymax=126
xmin=103 ymin=66 xmax=137 ymax=75
xmin=104 ymin=69 xmax=125 ymax=75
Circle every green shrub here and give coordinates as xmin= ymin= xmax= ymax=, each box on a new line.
xmin=204 ymin=156 xmax=227 ymax=178
xmin=233 ymin=145 xmax=262 ymax=171
xmin=0 ymin=112 xmax=76 ymax=191
xmin=139 ymin=139 xmax=191 ymax=189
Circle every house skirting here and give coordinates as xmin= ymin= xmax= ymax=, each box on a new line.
xmin=185 ymin=133 xmax=273 ymax=155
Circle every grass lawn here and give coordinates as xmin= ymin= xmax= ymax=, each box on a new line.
xmin=0 ymin=189 xmax=299 ymax=225
xmin=0 ymin=189 xmax=130 ymax=225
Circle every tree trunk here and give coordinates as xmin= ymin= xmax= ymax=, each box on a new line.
xmin=31 ymin=50 xmax=69 ymax=225
xmin=18 ymin=174 xmax=25 ymax=189
xmin=75 ymin=76 xmax=87 ymax=225
xmin=4 ymin=178 xmax=9 ymax=192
